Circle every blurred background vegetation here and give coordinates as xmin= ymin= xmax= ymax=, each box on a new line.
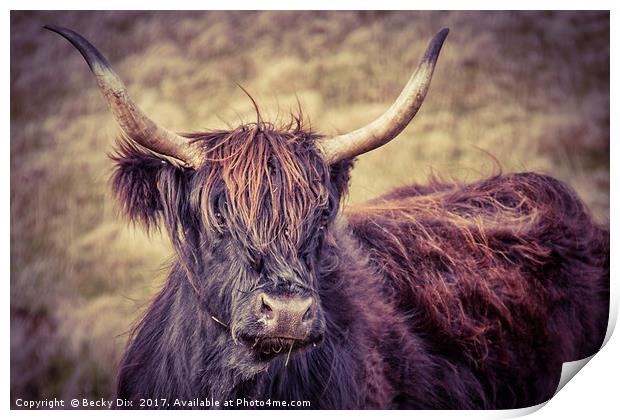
xmin=10 ymin=11 xmax=609 ymax=403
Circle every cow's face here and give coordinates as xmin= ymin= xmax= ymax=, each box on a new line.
xmin=112 ymin=123 xmax=352 ymax=372
xmin=189 ymin=125 xmax=353 ymax=367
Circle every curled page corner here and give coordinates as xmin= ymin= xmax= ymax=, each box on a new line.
xmin=503 ymin=353 xmax=602 ymax=417
xmin=555 ymin=355 xmax=595 ymax=395
xmin=552 ymin=302 xmax=616 ymax=398
xmin=507 ymin=291 xmax=616 ymax=416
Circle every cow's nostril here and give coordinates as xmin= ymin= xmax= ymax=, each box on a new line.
xmin=260 ymin=297 xmax=273 ymax=318
xmin=302 ymin=305 xmax=313 ymax=322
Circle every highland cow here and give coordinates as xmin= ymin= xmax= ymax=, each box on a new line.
xmin=45 ymin=25 xmax=609 ymax=409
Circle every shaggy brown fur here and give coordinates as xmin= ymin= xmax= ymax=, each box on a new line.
xmin=348 ymin=173 xmax=609 ymax=406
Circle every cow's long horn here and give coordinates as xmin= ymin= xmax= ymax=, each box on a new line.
xmin=44 ymin=25 xmax=202 ymax=167
xmin=317 ymin=28 xmax=449 ymax=164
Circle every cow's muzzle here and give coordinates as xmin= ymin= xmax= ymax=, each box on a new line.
xmin=240 ymin=292 xmax=324 ymax=360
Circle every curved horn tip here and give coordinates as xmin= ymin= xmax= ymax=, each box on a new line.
xmin=422 ymin=27 xmax=450 ymax=61
xmin=43 ymin=24 xmax=112 ymax=73
xmin=43 ymin=24 xmax=199 ymax=167
xmin=436 ymin=27 xmax=450 ymax=45
xmin=317 ymin=27 xmax=450 ymax=164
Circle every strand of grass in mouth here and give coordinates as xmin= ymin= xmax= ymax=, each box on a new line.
xmin=211 ymin=315 xmax=228 ymax=328
xmin=211 ymin=315 xmax=293 ymax=364
xmin=285 ymin=343 xmax=294 ymax=367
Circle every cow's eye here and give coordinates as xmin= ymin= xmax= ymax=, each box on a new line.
xmin=319 ymin=208 xmax=331 ymax=229
xmin=319 ymin=198 xmax=336 ymax=229
xmin=251 ymin=256 xmax=265 ymax=274
xmin=213 ymin=193 xmax=227 ymax=225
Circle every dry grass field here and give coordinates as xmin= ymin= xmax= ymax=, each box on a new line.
xmin=10 ymin=11 xmax=609 ymax=403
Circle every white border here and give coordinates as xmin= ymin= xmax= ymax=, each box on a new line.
xmin=4 ymin=3 xmax=618 ymax=419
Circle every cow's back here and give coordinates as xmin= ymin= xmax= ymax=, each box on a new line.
xmin=346 ymin=172 xmax=609 ymax=407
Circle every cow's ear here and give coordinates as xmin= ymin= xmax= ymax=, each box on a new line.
xmin=329 ymin=158 xmax=354 ymax=199
xmin=110 ymin=139 xmax=185 ymax=230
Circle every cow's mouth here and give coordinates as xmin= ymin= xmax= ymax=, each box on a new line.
xmin=244 ymin=336 xmax=319 ymax=362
